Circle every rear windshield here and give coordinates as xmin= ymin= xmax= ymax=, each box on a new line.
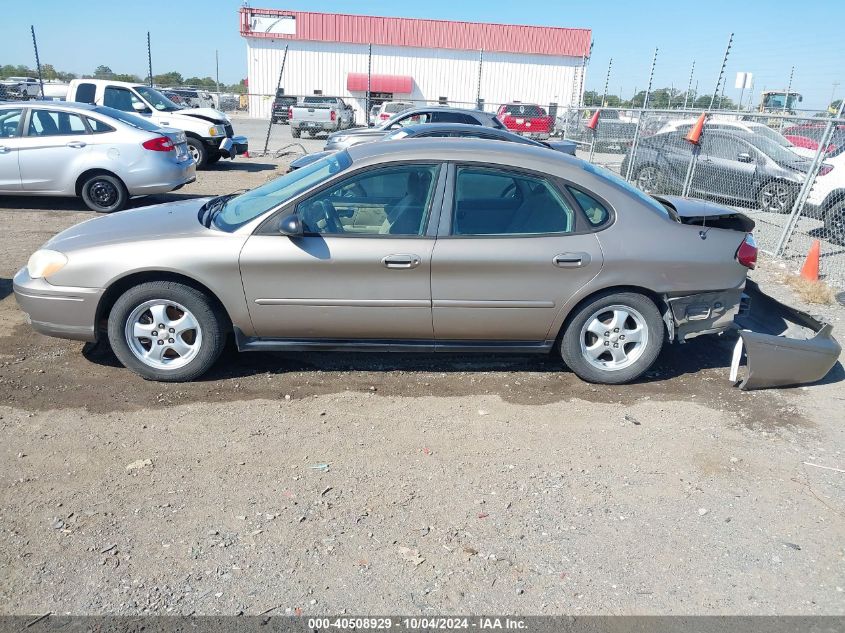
xmin=501 ymin=104 xmax=546 ymax=116
xmin=385 ymin=102 xmax=412 ymax=113
xmin=750 ymin=125 xmax=793 ymax=147
xmin=212 ymin=151 xmax=352 ymax=231
xmin=92 ymin=105 xmax=162 ymax=132
xmin=303 ymin=97 xmax=337 ymax=106
xmin=581 ymin=162 xmax=671 ymax=220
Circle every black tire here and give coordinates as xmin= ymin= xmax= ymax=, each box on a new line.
xmin=634 ymin=164 xmax=665 ymax=194
xmin=757 ymin=180 xmax=798 ymax=214
xmin=560 ymin=291 xmax=664 ymax=385
xmin=107 ymin=281 xmax=227 ymax=382
xmin=291 ymin=127 xmax=301 ymax=138
xmin=271 ymin=116 xmax=279 ymax=124
xmin=824 ymin=199 xmax=845 ymax=245
xmin=187 ymin=137 xmax=209 ymax=169
xmin=80 ymin=173 xmax=128 ymax=213
xmin=207 ymin=153 xmax=222 ymax=165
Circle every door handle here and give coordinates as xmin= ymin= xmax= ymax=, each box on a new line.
xmin=382 ymin=254 xmax=421 ymax=269
xmin=553 ymin=252 xmax=591 ymax=268
xmin=66 ymin=141 xmax=87 ymax=149
xmin=0 ymin=146 xmax=10 ymax=154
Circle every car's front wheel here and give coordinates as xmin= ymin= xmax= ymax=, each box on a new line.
xmin=80 ymin=173 xmax=128 ymax=213
xmin=187 ymin=138 xmax=209 ymax=169
xmin=635 ymin=165 xmax=665 ymax=194
xmin=107 ymin=281 xmax=226 ymax=382
xmin=560 ymin=291 xmax=664 ymax=384
xmin=758 ymin=180 xmax=798 ymax=214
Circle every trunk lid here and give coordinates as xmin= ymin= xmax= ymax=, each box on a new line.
xmin=655 ymin=195 xmax=755 ymax=233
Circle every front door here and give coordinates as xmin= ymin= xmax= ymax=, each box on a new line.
xmin=240 ymin=163 xmax=444 ymax=340
xmin=0 ymin=108 xmax=23 ymax=191
xmin=431 ymin=165 xmax=603 ymax=342
xmin=17 ymin=108 xmax=91 ymax=193
xmin=695 ymin=135 xmax=758 ymax=203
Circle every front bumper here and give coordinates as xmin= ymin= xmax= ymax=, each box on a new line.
xmin=13 ymin=268 xmax=103 ymax=342
xmin=207 ymin=135 xmax=249 ymax=158
xmin=730 ymin=280 xmax=841 ymax=389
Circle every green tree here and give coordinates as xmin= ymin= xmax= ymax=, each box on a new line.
xmin=151 ymin=71 xmax=184 ymax=87
xmin=93 ymin=65 xmax=114 ymax=78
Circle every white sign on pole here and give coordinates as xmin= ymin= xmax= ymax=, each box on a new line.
xmin=735 ymin=72 xmax=753 ymax=90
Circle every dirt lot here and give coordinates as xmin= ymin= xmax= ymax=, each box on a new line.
xmin=1 ymin=151 xmax=844 ymax=616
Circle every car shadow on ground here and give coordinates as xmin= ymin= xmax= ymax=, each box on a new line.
xmin=808 ymin=227 xmax=845 ymax=253
xmin=1 ymin=192 xmax=208 ymax=213
xmin=82 ymin=331 xmax=753 ymax=386
xmin=211 ymin=161 xmax=278 ymax=173
xmin=0 ymin=278 xmax=11 ymax=301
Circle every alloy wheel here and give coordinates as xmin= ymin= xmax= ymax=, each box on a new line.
xmin=579 ymin=305 xmax=649 ymax=372
xmin=636 ymin=166 xmax=661 ymax=193
xmin=124 ymin=299 xmax=203 ymax=370
xmin=759 ymin=182 xmax=794 ymax=213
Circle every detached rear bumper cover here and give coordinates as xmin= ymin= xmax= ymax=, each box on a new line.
xmin=730 ymin=280 xmax=841 ymax=390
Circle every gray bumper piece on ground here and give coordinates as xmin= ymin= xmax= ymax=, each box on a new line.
xmin=730 ymin=280 xmax=842 ymax=390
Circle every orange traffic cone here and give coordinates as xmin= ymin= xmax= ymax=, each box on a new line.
xmin=586 ymin=109 xmax=600 ymax=130
xmin=685 ymin=112 xmax=707 ymax=145
xmin=243 ymin=151 xmax=250 ymax=158
xmin=800 ymin=239 xmax=821 ymax=281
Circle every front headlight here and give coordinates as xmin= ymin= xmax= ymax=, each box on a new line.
xmin=331 ymin=135 xmax=348 ymax=143
xmin=209 ymin=125 xmax=225 ymax=137
xmin=27 ymin=249 xmax=68 ymax=279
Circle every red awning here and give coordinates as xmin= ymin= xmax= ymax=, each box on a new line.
xmin=347 ymin=73 xmax=413 ymax=94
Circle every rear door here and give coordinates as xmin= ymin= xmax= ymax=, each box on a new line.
xmin=17 ymin=108 xmax=91 ymax=193
xmin=696 ymin=135 xmax=758 ymax=202
xmin=431 ymin=164 xmax=604 ymax=343
xmin=0 ymin=107 xmax=23 ymax=191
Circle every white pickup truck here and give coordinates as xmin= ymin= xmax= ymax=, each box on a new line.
xmin=65 ymin=79 xmax=247 ymax=168
xmin=289 ymin=96 xmax=355 ymax=138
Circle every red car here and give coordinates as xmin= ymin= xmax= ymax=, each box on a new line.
xmin=783 ymin=123 xmax=845 ymax=155
xmin=496 ymin=103 xmax=552 ymax=140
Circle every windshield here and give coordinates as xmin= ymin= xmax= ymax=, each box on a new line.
xmin=582 ymin=162 xmax=671 ymax=220
xmin=134 ymin=86 xmax=183 ymax=112
xmin=212 ymin=151 xmax=352 ymax=231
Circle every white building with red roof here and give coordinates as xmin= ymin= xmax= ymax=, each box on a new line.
xmin=239 ymin=7 xmax=591 ymax=123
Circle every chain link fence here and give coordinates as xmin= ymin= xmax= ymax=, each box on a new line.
xmin=555 ymin=106 xmax=845 ymax=289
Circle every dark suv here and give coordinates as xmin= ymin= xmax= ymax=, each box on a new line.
xmin=272 ymin=93 xmax=298 ymax=124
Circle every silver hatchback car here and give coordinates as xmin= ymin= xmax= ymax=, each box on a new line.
xmin=0 ymin=102 xmax=195 ymax=212
xmin=19 ymin=139 xmax=822 ymax=387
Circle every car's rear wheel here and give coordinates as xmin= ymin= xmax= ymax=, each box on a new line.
xmin=758 ymin=180 xmax=797 ymax=214
xmin=291 ymin=127 xmax=301 ymax=138
xmin=107 ymin=281 xmax=226 ymax=382
xmin=560 ymin=291 xmax=664 ymax=385
xmin=80 ymin=173 xmax=128 ymax=213
xmin=187 ymin=138 xmax=209 ymax=169
xmin=635 ymin=165 xmax=665 ymax=194
xmin=824 ymin=199 xmax=845 ymax=245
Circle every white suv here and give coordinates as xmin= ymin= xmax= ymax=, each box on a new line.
xmin=805 ymin=148 xmax=845 ymax=244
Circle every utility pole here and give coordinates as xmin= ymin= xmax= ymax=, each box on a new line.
xmin=476 ymin=49 xmax=483 ymax=110
xmin=366 ymin=43 xmax=372 ymax=123
xmin=30 ymin=25 xmax=44 ymax=98
xmin=601 ymin=58 xmax=612 ymax=107
xmin=783 ymin=66 xmax=795 ymax=119
xmin=215 ymin=50 xmax=220 ymax=95
xmin=642 ymin=48 xmax=658 ymax=109
xmin=683 ymin=60 xmax=695 ymax=110
xmin=709 ymin=32 xmax=733 ymax=111
xmin=147 ymin=31 xmax=153 ymax=86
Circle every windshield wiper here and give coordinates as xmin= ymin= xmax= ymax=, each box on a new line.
xmin=200 ymin=194 xmax=236 ymax=228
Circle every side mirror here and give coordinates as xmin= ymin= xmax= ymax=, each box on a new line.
xmin=278 ymin=213 xmax=303 ymax=236
xmin=132 ymin=101 xmax=149 ymax=113
xmin=737 ymin=152 xmax=753 ymax=163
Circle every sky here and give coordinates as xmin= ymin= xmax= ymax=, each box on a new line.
xmin=3 ymin=0 xmax=844 ymax=111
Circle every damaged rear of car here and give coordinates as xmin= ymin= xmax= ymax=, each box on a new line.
xmin=654 ymin=195 xmax=840 ymax=389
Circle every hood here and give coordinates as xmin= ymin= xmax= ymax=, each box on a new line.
xmin=47 ymin=198 xmax=211 ymax=252
xmin=171 ymin=107 xmax=228 ymax=124
xmin=655 ymin=195 xmax=755 ymax=232
xmin=790 ymin=146 xmax=817 ymax=159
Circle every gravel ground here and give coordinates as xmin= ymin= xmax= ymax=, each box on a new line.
xmin=1 ymin=144 xmax=844 ymax=617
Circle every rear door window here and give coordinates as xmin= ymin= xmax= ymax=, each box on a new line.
xmin=432 ymin=112 xmax=478 ymax=125
xmin=104 ymin=86 xmax=144 ymax=112
xmin=75 ymin=82 xmax=97 ymax=104
xmin=568 ymin=187 xmax=610 ymax=227
xmin=452 ymin=166 xmax=574 ymax=236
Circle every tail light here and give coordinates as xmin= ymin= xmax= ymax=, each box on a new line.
xmin=736 ymin=233 xmax=758 ymax=269
xmin=330 ymin=110 xmax=336 ymax=122
xmin=142 ymin=136 xmax=175 ymax=152
xmin=288 ymin=107 xmax=293 ymax=120
xmin=380 ymin=113 xmax=390 ymax=120
xmin=819 ymin=164 xmax=833 ymax=176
